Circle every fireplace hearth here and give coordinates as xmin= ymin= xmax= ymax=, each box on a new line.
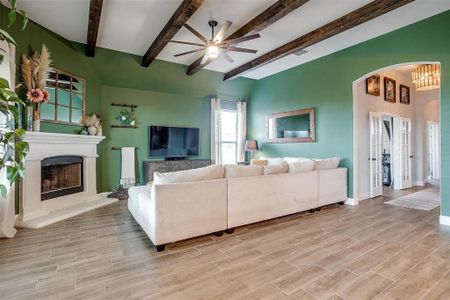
xmin=41 ymin=156 xmax=84 ymax=200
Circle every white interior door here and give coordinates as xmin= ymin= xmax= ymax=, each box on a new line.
xmin=399 ymin=117 xmax=413 ymax=189
xmin=369 ymin=112 xmax=383 ymax=198
xmin=428 ymin=121 xmax=440 ymax=180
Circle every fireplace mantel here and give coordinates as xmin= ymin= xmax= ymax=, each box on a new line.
xmin=24 ymin=132 xmax=105 ymax=161
xmin=16 ymin=132 xmax=117 ymax=229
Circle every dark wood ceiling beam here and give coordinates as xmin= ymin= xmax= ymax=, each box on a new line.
xmin=86 ymin=0 xmax=104 ymax=57
xmin=223 ymin=0 xmax=415 ymax=80
xmin=186 ymin=0 xmax=310 ymax=75
xmin=141 ymin=0 xmax=205 ymax=67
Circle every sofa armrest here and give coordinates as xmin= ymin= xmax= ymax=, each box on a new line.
xmin=318 ymin=167 xmax=347 ymax=206
xmin=152 ymin=179 xmax=227 ymax=245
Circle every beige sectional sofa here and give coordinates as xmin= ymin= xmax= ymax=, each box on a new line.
xmin=128 ymin=158 xmax=347 ymax=251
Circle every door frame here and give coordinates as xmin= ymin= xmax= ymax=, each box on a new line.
xmin=352 ymin=61 xmax=441 ymax=205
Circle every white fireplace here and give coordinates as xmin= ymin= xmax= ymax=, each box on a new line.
xmin=16 ymin=132 xmax=117 ymax=229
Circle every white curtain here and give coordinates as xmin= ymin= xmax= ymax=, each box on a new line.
xmin=237 ymin=101 xmax=247 ymax=163
xmin=0 ymin=40 xmax=17 ymax=238
xmin=210 ymin=98 xmax=221 ymax=164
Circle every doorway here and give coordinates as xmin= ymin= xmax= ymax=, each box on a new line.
xmin=353 ymin=62 xmax=441 ymax=204
xmin=369 ymin=112 xmax=412 ymax=198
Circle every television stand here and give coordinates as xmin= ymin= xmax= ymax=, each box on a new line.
xmin=144 ymin=159 xmax=211 ymax=182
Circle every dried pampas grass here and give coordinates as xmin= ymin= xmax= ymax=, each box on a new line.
xmin=20 ymin=44 xmax=52 ymax=90
xmin=21 ymin=55 xmax=32 ymax=91
xmin=37 ymin=45 xmax=52 ymax=88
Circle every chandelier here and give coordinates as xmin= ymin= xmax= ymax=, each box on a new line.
xmin=412 ymin=64 xmax=440 ymax=91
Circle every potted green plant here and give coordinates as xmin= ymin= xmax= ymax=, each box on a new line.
xmin=0 ymin=0 xmax=29 ymax=197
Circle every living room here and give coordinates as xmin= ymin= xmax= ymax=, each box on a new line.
xmin=1 ymin=0 xmax=450 ymax=299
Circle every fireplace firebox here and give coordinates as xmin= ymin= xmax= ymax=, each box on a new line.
xmin=41 ymin=156 xmax=84 ymax=201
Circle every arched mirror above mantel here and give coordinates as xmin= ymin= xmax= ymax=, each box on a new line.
xmin=266 ymin=107 xmax=315 ymax=143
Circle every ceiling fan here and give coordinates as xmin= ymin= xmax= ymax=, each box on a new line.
xmin=170 ymin=20 xmax=260 ymax=64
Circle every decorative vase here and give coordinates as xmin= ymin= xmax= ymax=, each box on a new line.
xmin=87 ymin=126 xmax=97 ymax=135
xmin=26 ymin=106 xmax=33 ymax=131
xmin=33 ymin=110 xmax=40 ymax=132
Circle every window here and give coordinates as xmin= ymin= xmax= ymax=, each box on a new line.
xmin=211 ymin=99 xmax=246 ymax=165
xmin=220 ymin=109 xmax=238 ymax=165
xmin=41 ymin=69 xmax=85 ymax=124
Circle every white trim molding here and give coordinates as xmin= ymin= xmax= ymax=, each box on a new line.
xmin=440 ymin=215 xmax=450 ymax=226
xmin=345 ymin=198 xmax=358 ymax=206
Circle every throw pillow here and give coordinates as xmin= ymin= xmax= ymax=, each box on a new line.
xmin=283 ymin=157 xmax=310 ymax=164
xmin=263 ymin=161 xmax=288 ymax=175
xmin=288 ymin=159 xmax=315 ymax=173
xmin=263 ymin=157 xmax=284 ymax=166
xmin=154 ymin=164 xmax=225 ymax=185
xmin=251 ymin=159 xmax=268 ymax=166
xmin=313 ymin=157 xmax=341 ymax=170
xmin=225 ymin=165 xmax=263 ymax=178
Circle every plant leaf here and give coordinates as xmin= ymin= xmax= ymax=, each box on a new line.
xmin=0 ymin=78 xmax=10 ymax=89
xmin=0 ymin=185 xmax=7 ymax=197
xmin=19 ymin=10 xmax=28 ymax=30
xmin=0 ymin=29 xmax=17 ymax=45
xmin=8 ymin=9 xmax=17 ymax=28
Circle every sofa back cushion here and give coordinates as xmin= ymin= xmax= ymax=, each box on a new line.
xmin=263 ymin=162 xmax=289 ymax=175
xmin=154 ymin=165 xmax=225 ymax=185
xmin=225 ymin=165 xmax=263 ymax=178
xmin=288 ymin=159 xmax=315 ymax=173
xmin=314 ymin=157 xmax=341 ymax=170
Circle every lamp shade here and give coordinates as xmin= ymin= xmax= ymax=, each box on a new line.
xmin=245 ymin=140 xmax=259 ymax=151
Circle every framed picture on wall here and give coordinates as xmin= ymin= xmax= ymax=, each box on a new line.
xmin=384 ymin=77 xmax=396 ymax=103
xmin=366 ymin=75 xmax=380 ymax=96
xmin=400 ymin=84 xmax=410 ymax=104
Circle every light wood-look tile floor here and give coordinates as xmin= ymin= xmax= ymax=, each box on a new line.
xmin=1 ymin=186 xmax=450 ymax=300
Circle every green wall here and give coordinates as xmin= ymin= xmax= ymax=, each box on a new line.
xmin=1 ymin=5 xmax=255 ymax=192
xmin=248 ymin=10 xmax=450 ymax=217
xmin=100 ymin=86 xmax=212 ymax=190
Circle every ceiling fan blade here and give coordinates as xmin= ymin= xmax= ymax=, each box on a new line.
xmin=174 ymin=48 xmax=205 ymax=57
xmin=214 ymin=20 xmax=232 ymax=43
xmin=184 ymin=24 xmax=209 ymax=44
xmin=223 ymin=33 xmax=261 ymax=46
xmin=225 ymin=46 xmax=257 ymax=54
xmin=170 ymin=40 xmax=206 ymax=47
xmin=200 ymin=53 xmax=210 ymax=65
xmin=223 ymin=51 xmax=234 ymax=63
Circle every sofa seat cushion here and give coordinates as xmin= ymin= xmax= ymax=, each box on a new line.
xmin=225 ymin=165 xmax=263 ymax=178
xmin=314 ymin=157 xmax=341 ymax=170
xmin=154 ymin=165 xmax=224 ymax=185
xmin=288 ymin=159 xmax=315 ymax=173
xmin=263 ymin=161 xmax=288 ymax=175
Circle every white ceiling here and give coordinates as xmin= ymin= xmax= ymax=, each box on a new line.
xmin=13 ymin=0 xmax=450 ymax=80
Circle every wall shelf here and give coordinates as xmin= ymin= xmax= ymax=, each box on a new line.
xmin=111 ymin=103 xmax=138 ymax=108
xmin=111 ymin=125 xmax=138 ymax=129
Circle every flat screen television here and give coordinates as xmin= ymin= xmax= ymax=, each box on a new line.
xmin=149 ymin=126 xmax=200 ymax=158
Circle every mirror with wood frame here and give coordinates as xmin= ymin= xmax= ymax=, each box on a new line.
xmin=266 ymin=108 xmax=315 ymax=143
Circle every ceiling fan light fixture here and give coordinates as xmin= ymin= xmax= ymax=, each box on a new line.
xmin=207 ymin=45 xmax=219 ymax=58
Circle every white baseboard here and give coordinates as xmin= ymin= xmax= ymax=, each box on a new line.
xmin=440 ymin=215 xmax=450 ymax=227
xmin=414 ymin=181 xmax=425 ymax=186
xmin=358 ymin=192 xmax=370 ymax=201
xmin=345 ymin=198 xmax=358 ymax=206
